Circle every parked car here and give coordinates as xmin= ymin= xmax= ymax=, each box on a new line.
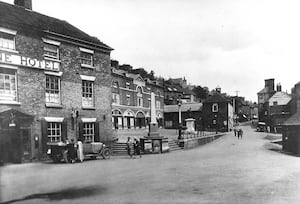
xmin=47 ymin=141 xmax=111 ymax=163
xmin=256 ymin=122 xmax=267 ymax=132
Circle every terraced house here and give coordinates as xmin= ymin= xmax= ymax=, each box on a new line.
xmin=111 ymin=62 xmax=164 ymax=129
xmin=0 ymin=0 xmax=113 ymax=163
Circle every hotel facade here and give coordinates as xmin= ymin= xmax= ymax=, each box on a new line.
xmin=0 ymin=0 xmax=113 ymax=163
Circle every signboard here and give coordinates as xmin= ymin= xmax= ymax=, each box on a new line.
xmin=144 ymin=139 xmax=152 ymax=152
xmin=0 ymin=51 xmax=60 ymax=71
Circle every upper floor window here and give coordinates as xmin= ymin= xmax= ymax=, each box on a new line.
xmin=0 ymin=68 xmax=17 ymax=102
xmin=126 ymin=95 xmax=131 ymax=106
xmin=137 ymin=86 xmax=142 ymax=96
xmin=138 ymin=97 xmax=143 ymax=107
xmin=156 ymin=100 xmax=161 ymax=109
xmin=80 ymin=47 xmax=94 ymax=68
xmin=112 ymin=81 xmax=119 ymax=88
xmin=212 ymin=103 xmax=218 ymax=112
xmin=112 ymin=93 xmax=120 ymax=105
xmin=43 ymin=38 xmax=60 ymax=60
xmin=44 ymin=43 xmax=59 ymax=60
xmin=45 ymin=74 xmax=60 ymax=104
xmin=0 ymin=27 xmax=16 ymax=51
xmin=125 ymin=82 xmax=130 ymax=89
xmin=82 ymin=80 xmax=94 ymax=107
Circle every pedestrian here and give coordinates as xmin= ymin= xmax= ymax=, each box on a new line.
xmin=126 ymin=137 xmax=133 ymax=158
xmin=133 ymin=137 xmax=142 ymax=158
xmin=234 ymin=128 xmax=237 ymax=137
xmin=237 ymin=129 xmax=240 ymax=139
xmin=67 ymin=138 xmax=77 ymax=163
xmin=77 ymin=140 xmax=84 ymax=162
xmin=239 ymin=129 xmax=243 ymax=139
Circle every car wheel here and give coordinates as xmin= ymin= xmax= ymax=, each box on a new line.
xmin=102 ymin=148 xmax=111 ymax=159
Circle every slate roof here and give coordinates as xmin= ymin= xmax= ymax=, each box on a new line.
xmin=164 ymin=103 xmax=202 ymax=113
xmin=268 ymin=92 xmax=291 ymax=106
xmin=204 ymin=92 xmax=230 ymax=103
xmin=0 ymin=1 xmax=112 ymax=50
xmin=283 ymin=112 xmax=300 ymax=126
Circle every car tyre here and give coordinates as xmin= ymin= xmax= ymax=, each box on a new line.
xmin=102 ymin=148 xmax=111 ymax=159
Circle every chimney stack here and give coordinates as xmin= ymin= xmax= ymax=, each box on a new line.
xmin=276 ymin=83 xmax=282 ymax=92
xmin=265 ymin=78 xmax=275 ymax=92
xmin=14 ymin=0 xmax=32 ymax=10
xmin=293 ymin=83 xmax=300 ymax=112
xmin=215 ymin=86 xmax=221 ymax=93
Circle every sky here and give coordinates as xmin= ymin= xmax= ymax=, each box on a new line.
xmin=2 ymin=0 xmax=300 ymax=102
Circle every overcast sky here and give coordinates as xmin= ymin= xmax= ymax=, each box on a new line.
xmin=3 ymin=0 xmax=300 ymax=101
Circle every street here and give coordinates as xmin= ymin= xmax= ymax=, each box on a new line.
xmin=1 ymin=125 xmax=300 ymax=204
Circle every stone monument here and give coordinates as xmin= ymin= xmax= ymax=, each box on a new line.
xmin=148 ymin=92 xmax=159 ymax=137
xmin=141 ymin=92 xmax=169 ymax=153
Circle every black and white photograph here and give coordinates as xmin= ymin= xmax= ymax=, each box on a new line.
xmin=1 ymin=0 xmax=300 ymax=203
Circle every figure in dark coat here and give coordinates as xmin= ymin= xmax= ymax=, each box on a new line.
xmin=126 ymin=137 xmax=133 ymax=158
xmin=67 ymin=139 xmax=77 ymax=163
xmin=134 ymin=138 xmax=142 ymax=158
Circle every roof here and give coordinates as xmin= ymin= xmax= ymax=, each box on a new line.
xmin=0 ymin=1 xmax=112 ymax=51
xmin=164 ymin=103 xmax=202 ymax=113
xmin=283 ymin=112 xmax=300 ymax=126
xmin=268 ymin=92 xmax=291 ymax=106
xmin=204 ymin=92 xmax=230 ymax=103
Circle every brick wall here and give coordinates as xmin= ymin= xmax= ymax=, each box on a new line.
xmin=1 ymin=32 xmax=112 ymax=160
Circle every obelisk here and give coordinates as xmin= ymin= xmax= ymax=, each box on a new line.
xmin=148 ymin=92 xmax=160 ymax=137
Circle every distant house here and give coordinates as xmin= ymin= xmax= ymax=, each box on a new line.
xmin=163 ymin=103 xmax=202 ymax=129
xmin=202 ymin=87 xmax=233 ymax=132
xmin=257 ymin=79 xmax=276 ymax=123
xmin=268 ymin=91 xmax=292 ymax=133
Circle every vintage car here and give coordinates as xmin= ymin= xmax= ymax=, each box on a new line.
xmin=256 ymin=122 xmax=267 ymax=132
xmin=47 ymin=141 xmax=111 ymax=163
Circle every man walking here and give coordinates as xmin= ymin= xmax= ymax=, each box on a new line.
xmin=133 ymin=137 xmax=142 ymax=158
xmin=126 ymin=137 xmax=133 ymax=158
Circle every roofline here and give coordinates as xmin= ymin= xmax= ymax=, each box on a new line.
xmin=44 ymin=30 xmax=113 ymax=53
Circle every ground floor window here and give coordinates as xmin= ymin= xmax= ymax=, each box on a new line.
xmin=165 ymin=121 xmax=173 ymax=128
xmin=83 ymin=122 xmax=94 ymax=143
xmin=47 ymin=122 xmax=61 ymax=143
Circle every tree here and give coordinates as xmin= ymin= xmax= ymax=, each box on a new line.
xmin=193 ymin=86 xmax=209 ymax=100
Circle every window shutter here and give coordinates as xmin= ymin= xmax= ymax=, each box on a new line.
xmin=61 ymin=119 xmax=67 ymax=142
xmin=94 ymin=121 xmax=100 ymax=142
xmin=79 ymin=120 xmax=84 ymax=142
xmin=41 ymin=119 xmax=48 ymax=153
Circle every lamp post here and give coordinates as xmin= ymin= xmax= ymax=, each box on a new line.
xmin=178 ymin=99 xmax=182 ymax=140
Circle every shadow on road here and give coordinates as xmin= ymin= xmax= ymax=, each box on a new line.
xmin=1 ymin=185 xmax=106 ymax=204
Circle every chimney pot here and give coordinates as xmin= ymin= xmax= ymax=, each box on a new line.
xmin=14 ymin=0 xmax=32 ymax=10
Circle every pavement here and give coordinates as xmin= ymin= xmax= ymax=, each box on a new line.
xmin=1 ymin=125 xmax=300 ymax=204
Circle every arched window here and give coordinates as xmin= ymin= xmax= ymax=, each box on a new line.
xmin=112 ymin=81 xmax=119 ymax=88
xmin=137 ymin=86 xmax=142 ymax=94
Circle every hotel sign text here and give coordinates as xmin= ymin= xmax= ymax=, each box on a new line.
xmin=0 ymin=51 xmax=60 ymax=71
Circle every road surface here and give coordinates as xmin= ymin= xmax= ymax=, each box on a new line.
xmin=1 ymin=125 xmax=300 ymax=204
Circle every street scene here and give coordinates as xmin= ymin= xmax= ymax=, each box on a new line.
xmin=2 ymin=125 xmax=300 ymax=204
xmin=2 ymin=0 xmax=300 ymax=203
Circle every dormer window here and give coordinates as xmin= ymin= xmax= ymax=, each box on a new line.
xmin=43 ymin=38 xmax=60 ymax=60
xmin=0 ymin=27 xmax=16 ymax=51
xmin=212 ymin=103 xmax=218 ymax=112
xmin=80 ymin=47 xmax=94 ymax=68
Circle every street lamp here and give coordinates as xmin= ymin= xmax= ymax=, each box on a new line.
xmin=178 ymin=99 xmax=182 ymax=140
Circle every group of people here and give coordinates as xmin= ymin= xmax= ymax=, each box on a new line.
xmin=234 ymin=128 xmax=243 ymax=139
xmin=63 ymin=139 xmax=84 ymax=163
xmin=126 ymin=137 xmax=142 ymax=158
